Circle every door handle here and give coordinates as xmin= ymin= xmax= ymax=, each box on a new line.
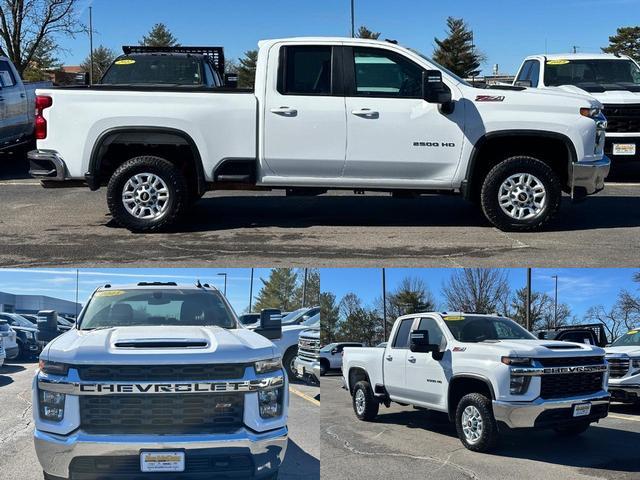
xmin=351 ymin=108 xmax=379 ymax=118
xmin=20 ymin=93 xmax=25 ymax=98
xmin=270 ymin=106 xmax=298 ymax=116
xmin=385 ymin=355 xmax=393 ymax=361
xmin=408 ymin=356 xmax=416 ymax=363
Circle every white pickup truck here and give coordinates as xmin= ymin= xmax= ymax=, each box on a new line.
xmin=605 ymin=327 xmax=640 ymax=405
xmin=29 ymin=37 xmax=609 ymax=232
xmin=342 ymin=312 xmax=610 ymax=452
xmin=33 ymin=282 xmax=288 ymax=480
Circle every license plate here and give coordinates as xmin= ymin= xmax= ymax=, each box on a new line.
xmin=573 ymin=403 xmax=591 ymax=417
xmin=613 ymin=143 xmax=636 ymax=156
xmin=297 ymin=364 xmax=305 ymax=376
xmin=140 ymin=451 xmax=185 ymax=473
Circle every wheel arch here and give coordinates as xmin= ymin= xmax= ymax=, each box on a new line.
xmin=447 ymin=374 xmax=496 ymax=422
xmin=347 ymin=366 xmax=372 ymax=395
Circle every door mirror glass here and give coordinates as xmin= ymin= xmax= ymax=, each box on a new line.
xmin=422 ymin=70 xmax=452 ymax=104
xmin=514 ymin=79 xmax=532 ymax=88
xmin=410 ymin=329 xmax=438 ymax=353
xmin=255 ymin=308 xmax=282 ymax=340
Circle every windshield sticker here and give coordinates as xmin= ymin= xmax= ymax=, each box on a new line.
xmin=547 ymin=59 xmax=570 ymax=65
xmin=115 ymin=59 xmax=136 ymax=65
xmin=94 ymin=290 xmax=126 ymax=297
xmin=627 ymin=330 xmax=638 ymax=335
xmin=443 ymin=315 xmax=465 ymax=321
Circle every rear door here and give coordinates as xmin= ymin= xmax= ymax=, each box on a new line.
xmin=383 ymin=317 xmax=415 ymax=399
xmin=262 ymin=44 xmax=347 ymax=179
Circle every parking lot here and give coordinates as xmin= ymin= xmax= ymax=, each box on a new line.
xmin=1 ymin=179 xmax=639 ymax=268
xmin=321 ymin=374 xmax=640 ymax=480
xmin=0 ymin=359 xmax=319 ymax=480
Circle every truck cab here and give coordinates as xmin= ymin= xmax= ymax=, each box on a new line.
xmin=605 ymin=327 xmax=640 ymax=405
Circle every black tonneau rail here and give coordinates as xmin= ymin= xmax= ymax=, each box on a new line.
xmin=45 ymin=84 xmax=254 ymax=94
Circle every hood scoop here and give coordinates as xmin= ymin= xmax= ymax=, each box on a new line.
xmin=543 ymin=344 xmax=582 ymax=350
xmin=114 ymin=338 xmax=209 ymax=349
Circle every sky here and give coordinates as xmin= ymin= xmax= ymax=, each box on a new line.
xmin=59 ymin=0 xmax=640 ymax=75
xmin=0 ymin=268 xmax=274 ymax=315
xmin=320 ymin=268 xmax=640 ymax=320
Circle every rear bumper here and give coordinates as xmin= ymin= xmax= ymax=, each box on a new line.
xmin=492 ymin=391 xmax=610 ymax=429
xmin=571 ymin=157 xmax=610 ymax=199
xmin=294 ymin=357 xmax=320 ymax=383
xmin=35 ymin=426 xmax=288 ymax=479
xmin=28 ymin=149 xmax=67 ymax=181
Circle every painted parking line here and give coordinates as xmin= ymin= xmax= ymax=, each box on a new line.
xmin=608 ymin=413 xmax=640 ymax=422
xmin=289 ymin=385 xmax=320 ymax=407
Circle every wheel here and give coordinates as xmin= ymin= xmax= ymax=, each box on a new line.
xmin=17 ymin=341 xmax=26 ymax=360
xmin=107 ymin=156 xmax=189 ymax=233
xmin=282 ymin=347 xmax=298 ymax=381
xmin=352 ymin=380 xmax=379 ymax=421
xmin=455 ymin=393 xmax=499 ymax=452
xmin=320 ymin=360 xmax=329 ymax=376
xmin=480 ymin=156 xmax=561 ymax=232
xmin=554 ymin=421 xmax=590 ymax=436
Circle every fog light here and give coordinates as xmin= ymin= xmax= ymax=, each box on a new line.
xmin=258 ymin=388 xmax=283 ymax=418
xmin=510 ymin=375 xmax=531 ymax=395
xmin=39 ymin=390 xmax=65 ymax=421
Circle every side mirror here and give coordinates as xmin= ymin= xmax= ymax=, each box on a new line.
xmin=224 ymin=73 xmax=238 ymax=89
xmin=409 ymin=330 xmax=438 ymax=354
xmin=255 ymin=308 xmax=282 ymax=340
xmin=331 ymin=348 xmax=338 ymax=355
xmin=514 ymin=79 xmax=532 ymax=88
xmin=422 ymin=70 xmax=452 ymax=105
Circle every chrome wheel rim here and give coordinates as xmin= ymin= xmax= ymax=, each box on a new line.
xmin=355 ymin=389 xmax=366 ymax=415
xmin=498 ymin=173 xmax=546 ymax=220
xmin=461 ymin=405 xmax=483 ymax=444
xmin=122 ymin=173 xmax=170 ymax=220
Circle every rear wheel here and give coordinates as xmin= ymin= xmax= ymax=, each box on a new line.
xmin=554 ymin=421 xmax=591 ymax=436
xmin=455 ymin=393 xmax=499 ymax=452
xmin=352 ymin=380 xmax=379 ymax=421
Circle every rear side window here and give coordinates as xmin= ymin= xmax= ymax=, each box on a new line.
xmin=0 ymin=60 xmax=16 ymax=87
xmin=392 ymin=318 xmax=414 ymax=349
xmin=279 ymin=46 xmax=332 ymax=95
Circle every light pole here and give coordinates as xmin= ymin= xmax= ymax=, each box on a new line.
xmin=551 ymin=275 xmax=558 ymax=326
xmin=248 ymin=268 xmax=254 ymax=312
xmin=525 ymin=268 xmax=531 ymax=331
xmin=88 ymin=6 xmax=94 ymax=85
xmin=382 ymin=268 xmax=387 ymax=339
xmin=217 ymin=273 xmax=227 ymax=296
xmin=350 ymin=0 xmax=355 ymax=38
xmin=302 ymin=268 xmax=308 ymax=307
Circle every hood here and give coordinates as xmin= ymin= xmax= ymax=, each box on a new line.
xmin=471 ymin=339 xmax=604 ymax=357
xmin=299 ymin=328 xmax=320 ymax=339
xmin=473 ymin=84 xmax=600 ymax=106
xmin=605 ymin=346 xmax=640 ymax=356
xmin=10 ymin=325 xmax=38 ymax=333
xmin=550 ymin=85 xmax=640 ymax=104
xmin=42 ymin=325 xmax=276 ymax=365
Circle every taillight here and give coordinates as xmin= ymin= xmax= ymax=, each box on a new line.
xmin=35 ymin=95 xmax=53 ymax=140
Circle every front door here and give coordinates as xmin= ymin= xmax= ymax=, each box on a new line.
xmin=384 ymin=317 xmax=414 ymax=399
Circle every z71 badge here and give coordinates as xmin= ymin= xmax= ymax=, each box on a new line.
xmin=476 ymin=95 xmax=505 ymax=102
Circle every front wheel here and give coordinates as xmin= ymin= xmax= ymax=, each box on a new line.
xmin=352 ymin=380 xmax=379 ymax=421
xmin=480 ymin=156 xmax=561 ymax=232
xmin=455 ymin=393 xmax=499 ymax=452
xmin=282 ymin=347 xmax=298 ymax=381
xmin=554 ymin=421 xmax=591 ymax=436
xmin=107 ymin=156 xmax=189 ymax=233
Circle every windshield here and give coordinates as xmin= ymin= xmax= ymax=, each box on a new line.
xmin=301 ymin=313 xmax=319 ymax=327
xmin=79 ymin=288 xmax=237 ymax=330
xmin=544 ymin=59 xmax=640 ymax=88
xmin=409 ymin=48 xmax=471 ymax=86
xmin=320 ymin=343 xmax=337 ymax=353
xmin=610 ymin=329 xmax=640 ymax=347
xmin=101 ymin=55 xmax=204 ymax=86
xmin=281 ymin=308 xmax=308 ymax=324
xmin=443 ymin=315 xmax=536 ymax=343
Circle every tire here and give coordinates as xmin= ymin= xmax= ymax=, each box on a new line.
xmin=455 ymin=393 xmax=499 ymax=452
xmin=352 ymin=380 xmax=379 ymax=421
xmin=480 ymin=156 xmax=561 ymax=232
xmin=320 ymin=360 xmax=329 ymax=376
xmin=282 ymin=347 xmax=298 ymax=381
xmin=106 ymin=156 xmax=189 ymax=233
xmin=554 ymin=421 xmax=591 ymax=436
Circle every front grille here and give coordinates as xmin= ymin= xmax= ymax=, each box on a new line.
xmin=536 ymin=356 xmax=605 ymax=367
xmin=540 ymin=372 xmax=603 ymax=399
xmin=80 ymin=393 xmax=244 ymax=434
xmin=607 ymin=357 xmax=630 ymax=378
xmin=298 ymin=337 xmax=320 ymax=361
xmin=602 ymin=104 xmax=640 ymax=133
xmin=77 ymin=363 xmax=248 ymax=381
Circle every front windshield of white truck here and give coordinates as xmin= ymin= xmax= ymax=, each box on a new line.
xmin=79 ymin=288 xmax=236 ymax=330
xmin=610 ymin=329 xmax=640 ymax=347
xmin=442 ymin=315 xmax=536 ymax=343
xmin=544 ymin=59 xmax=640 ymax=89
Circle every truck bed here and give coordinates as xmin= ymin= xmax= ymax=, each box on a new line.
xmin=342 ymin=347 xmax=385 ymax=389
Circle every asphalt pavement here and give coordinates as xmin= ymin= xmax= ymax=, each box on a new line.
xmin=321 ymin=373 xmax=640 ymax=480
xmin=0 ymin=359 xmax=320 ymax=480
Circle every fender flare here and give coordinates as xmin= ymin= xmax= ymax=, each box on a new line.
xmin=447 ymin=373 xmax=497 ymax=421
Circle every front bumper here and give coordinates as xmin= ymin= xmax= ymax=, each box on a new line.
xmin=294 ymin=357 xmax=320 ymax=384
xmin=605 ymin=136 xmax=640 ymax=164
xmin=571 ymin=156 xmax=611 ymax=199
xmin=4 ymin=345 xmax=19 ymax=360
xmin=35 ymin=426 xmax=288 ymax=479
xmin=608 ymin=384 xmax=640 ymax=403
xmin=28 ymin=149 xmax=67 ymax=181
xmin=492 ymin=391 xmax=610 ymax=429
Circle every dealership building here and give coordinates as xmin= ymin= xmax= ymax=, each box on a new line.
xmin=0 ymin=291 xmax=82 ymax=317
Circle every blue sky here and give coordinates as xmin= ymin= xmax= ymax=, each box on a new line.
xmin=0 ymin=268 xmax=273 ymax=314
xmin=320 ymin=268 xmax=640 ymax=319
xmin=60 ymin=0 xmax=639 ymax=75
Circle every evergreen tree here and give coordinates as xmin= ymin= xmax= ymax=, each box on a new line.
xmin=356 ymin=26 xmax=380 ymax=40
xmin=387 ymin=277 xmax=436 ymax=318
xmin=253 ymin=268 xmax=299 ymax=312
xmin=433 ymin=17 xmax=485 ymax=78
xmin=80 ymin=45 xmax=117 ymax=82
xmin=23 ymin=36 xmax=61 ymax=81
xmin=602 ymin=26 xmax=640 ymax=62
xmin=237 ymin=50 xmax=258 ymax=88
xmin=140 ymin=23 xmax=179 ymax=47
xmin=295 ymin=268 xmax=320 ymax=307
xmin=336 ymin=293 xmax=383 ymax=346
xmin=320 ymin=292 xmax=339 ymax=345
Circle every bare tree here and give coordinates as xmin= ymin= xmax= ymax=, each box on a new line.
xmin=0 ymin=0 xmax=86 ymax=75
xmin=585 ymin=304 xmax=636 ymax=342
xmin=442 ymin=268 xmax=510 ymax=314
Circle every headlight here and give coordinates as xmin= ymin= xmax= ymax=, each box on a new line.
xmin=27 ymin=331 xmax=35 ymax=340
xmin=258 ymin=387 xmax=283 ymax=418
xmin=39 ymin=390 xmax=65 ymax=422
xmin=580 ymin=107 xmax=601 ymax=119
xmin=631 ymin=357 xmax=640 ymax=372
xmin=509 ymin=375 xmax=531 ymax=395
xmin=501 ymin=357 xmax=532 ymax=366
xmin=254 ymin=358 xmax=282 ymax=374
xmin=39 ymin=360 xmax=70 ymax=375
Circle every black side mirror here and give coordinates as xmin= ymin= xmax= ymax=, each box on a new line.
xmin=331 ymin=348 xmax=338 ymax=355
xmin=224 ymin=73 xmax=238 ymax=88
xmin=422 ymin=70 xmax=452 ymax=105
xmin=410 ymin=329 xmax=438 ymax=354
xmin=514 ymin=79 xmax=532 ymax=88
xmin=255 ymin=308 xmax=282 ymax=340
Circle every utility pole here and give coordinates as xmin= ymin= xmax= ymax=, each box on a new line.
xmin=350 ymin=0 xmax=355 ymax=38
xmin=249 ymin=268 xmax=254 ymax=312
xmin=217 ymin=273 xmax=227 ymax=296
xmin=552 ymin=275 xmax=558 ymax=326
xmin=302 ymin=268 xmax=308 ymax=307
xmin=89 ymin=6 xmax=94 ymax=85
xmin=75 ymin=269 xmax=80 ymax=318
xmin=382 ymin=268 xmax=387 ymax=340
xmin=525 ymin=268 xmax=531 ymax=331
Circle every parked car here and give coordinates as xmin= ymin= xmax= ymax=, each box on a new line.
xmin=247 ymin=306 xmax=320 ymax=330
xmin=29 ymin=37 xmax=608 ymax=233
xmin=536 ymin=323 xmax=608 ymax=347
xmin=0 ymin=319 xmax=19 ymax=360
xmin=0 ymin=337 xmax=5 ymax=367
xmin=33 ymin=282 xmax=287 ymax=480
xmin=605 ymin=327 xmax=640 ymax=405
xmin=342 ymin=312 xmax=610 ymax=452
xmin=514 ymin=53 xmax=640 ymax=172
xmin=320 ymin=342 xmax=363 ymax=375
xmin=20 ymin=313 xmax=38 ymax=325
xmin=0 ymin=56 xmax=51 ymax=152
xmin=0 ymin=313 xmax=39 ymax=358
xmin=294 ymin=325 xmax=321 ymax=384
xmin=271 ymin=313 xmax=320 ymax=380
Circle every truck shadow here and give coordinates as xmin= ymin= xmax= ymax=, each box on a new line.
xmin=279 ymin=439 xmax=320 ymax=479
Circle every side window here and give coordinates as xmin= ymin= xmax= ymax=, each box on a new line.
xmin=352 ymin=47 xmax=423 ymax=98
xmin=417 ymin=318 xmax=446 ymax=349
xmin=279 ymin=46 xmax=332 ymax=95
xmin=516 ymin=61 xmax=533 ymax=84
xmin=392 ymin=318 xmax=414 ymax=349
xmin=528 ymin=61 xmax=540 ymax=86
xmin=0 ymin=60 xmax=16 ymax=87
